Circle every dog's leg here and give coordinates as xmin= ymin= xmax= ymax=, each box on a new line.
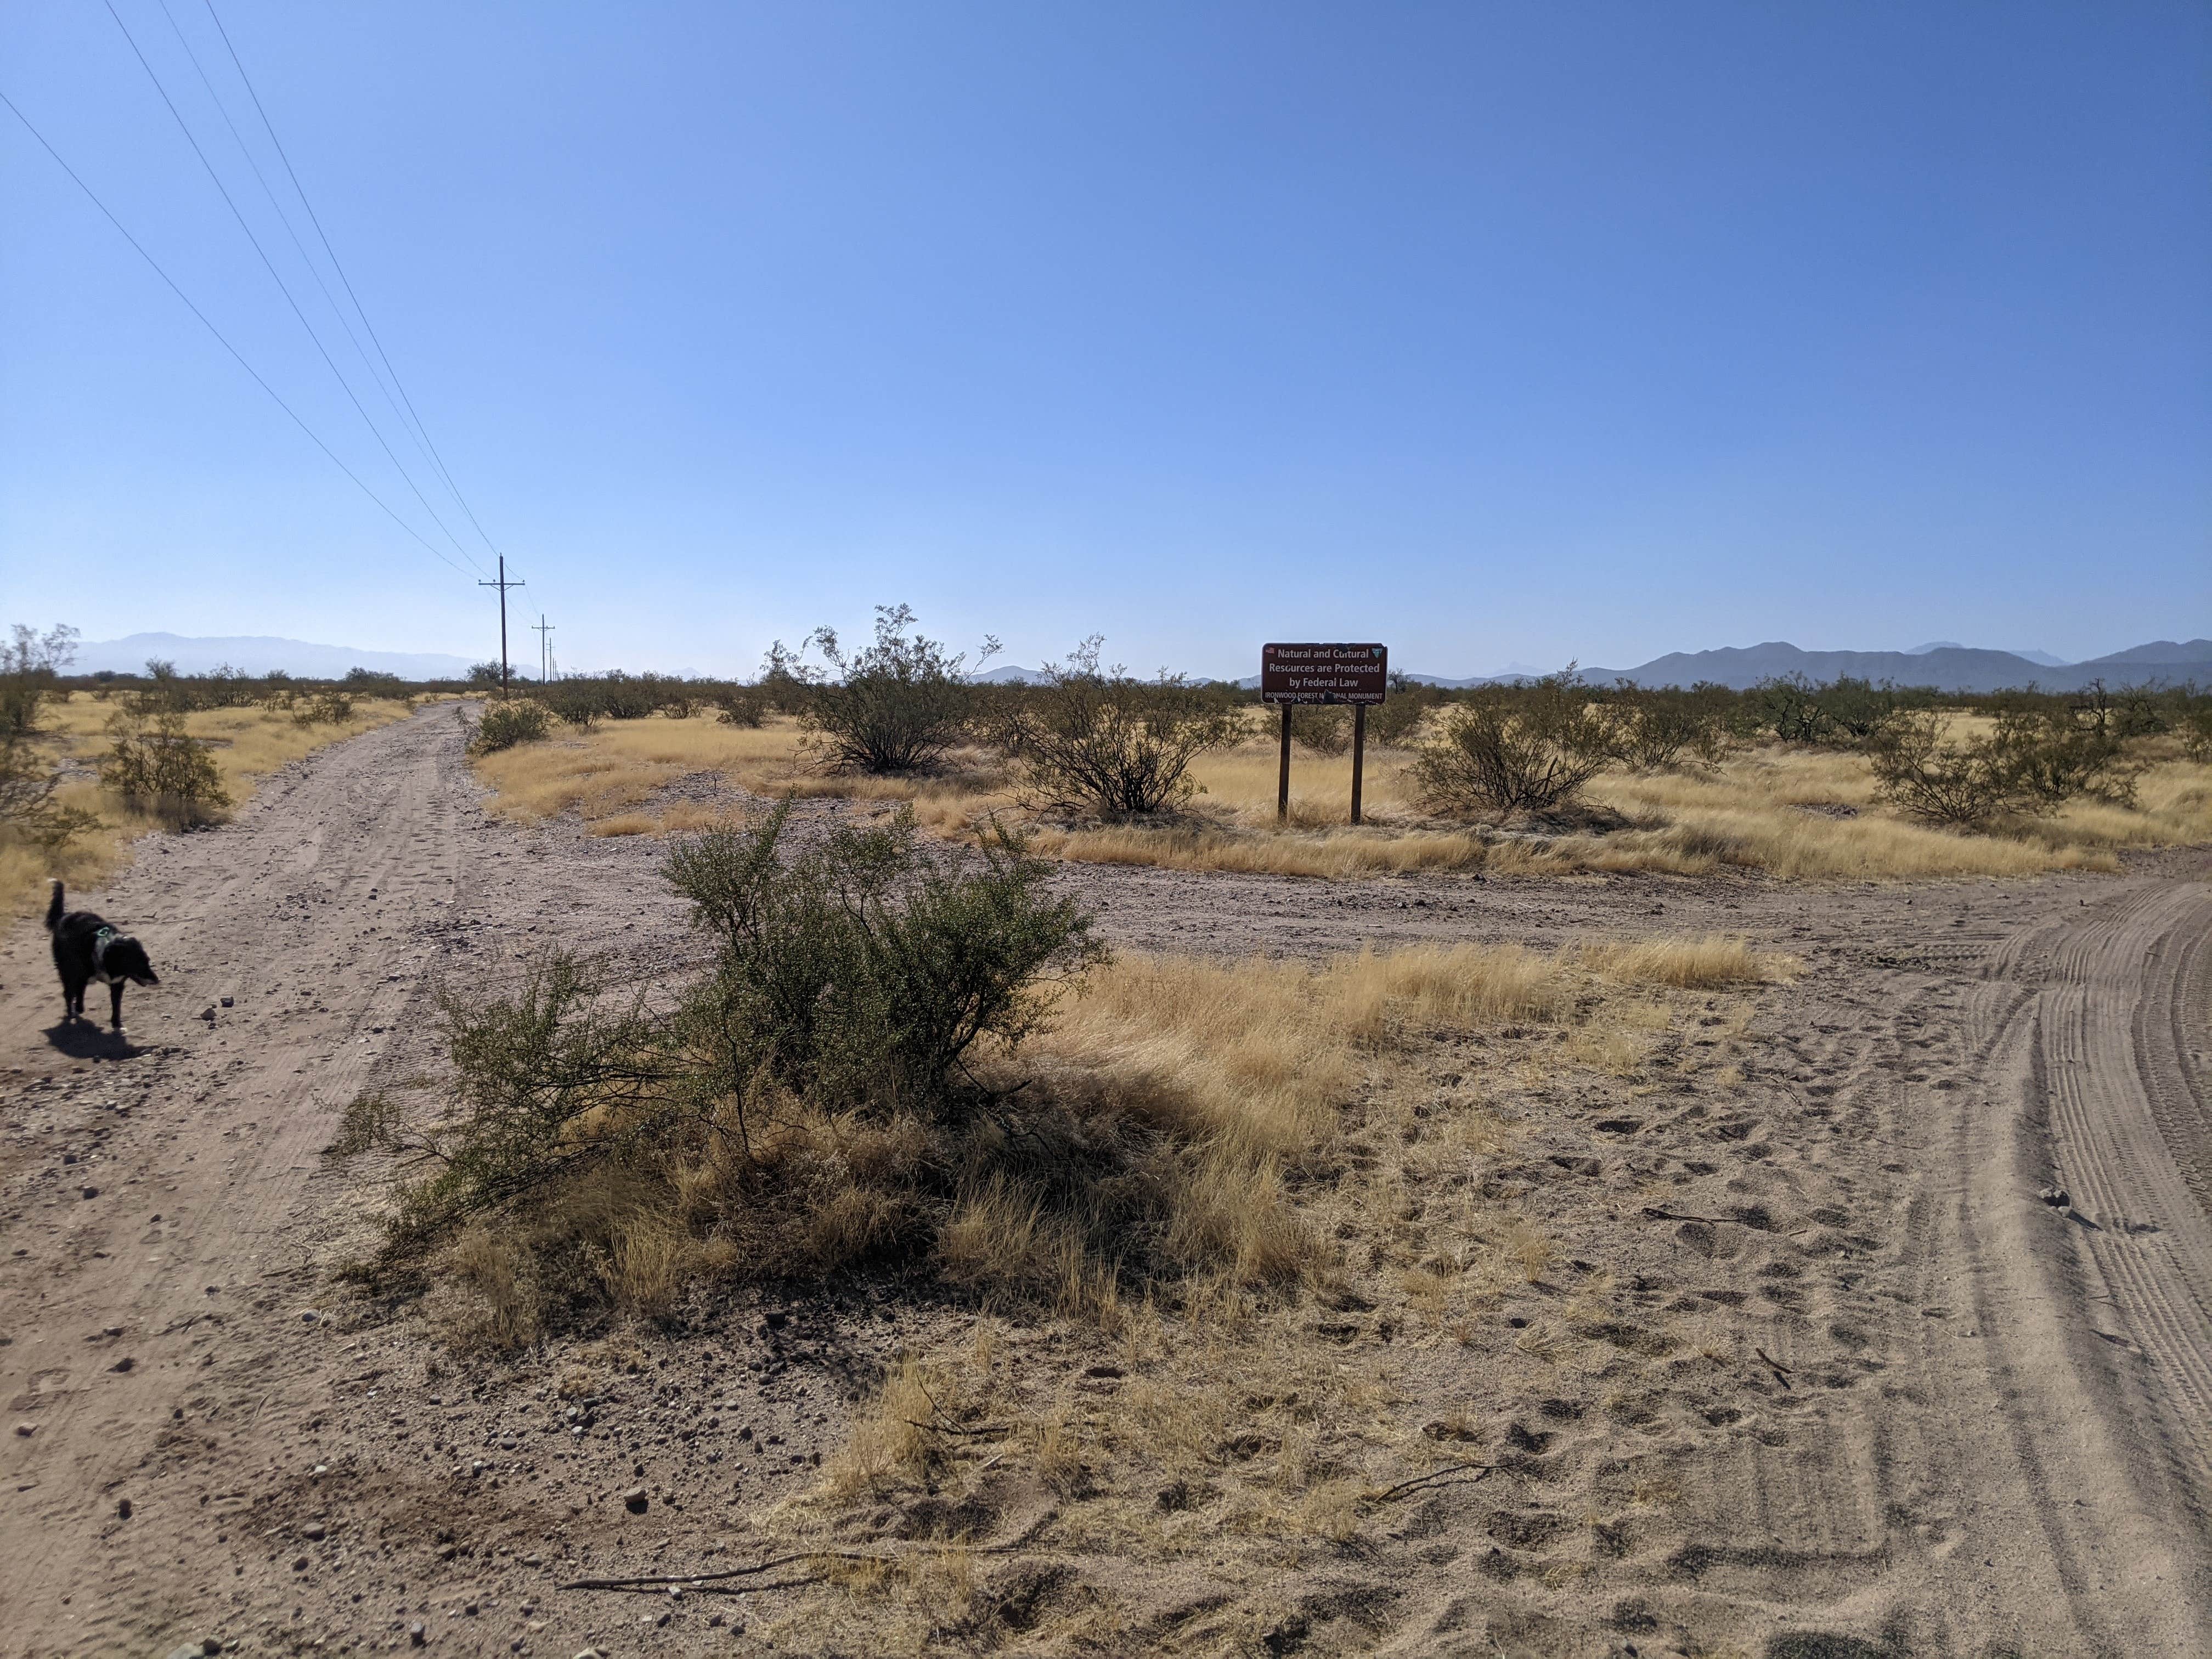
xmin=63 ymin=973 xmax=87 ymax=1022
xmin=110 ymin=981 xmax=126 ymax=1030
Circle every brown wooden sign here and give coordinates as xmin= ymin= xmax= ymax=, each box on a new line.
xmin=1260 ymin=642 xmax=1389 ymax=705
xmin=1262 ymin=643 xmax=1388 ymax=824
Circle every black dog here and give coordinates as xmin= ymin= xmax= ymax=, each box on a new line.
xmin=46 ymin=879 xmax=159 ymax=1029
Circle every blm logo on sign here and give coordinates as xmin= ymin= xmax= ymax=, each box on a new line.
xmin=1260 ymin=643 xmax=1387 ymax=706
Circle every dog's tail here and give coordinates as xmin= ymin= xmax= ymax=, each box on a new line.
xmin=45 ymin=879 xmax=64 ymax=933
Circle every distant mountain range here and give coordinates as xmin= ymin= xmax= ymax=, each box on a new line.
xmin=1564 ymin=640 xmax=2212 ymax=693
xmin=72 ymin=633 xmax=475 ymax=680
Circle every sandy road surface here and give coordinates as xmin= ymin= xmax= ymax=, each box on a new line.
xmin=1 ymin=707 xmax=2208 ymax=1657
xmin=2 ymin=707 xmax=493 ymax=1654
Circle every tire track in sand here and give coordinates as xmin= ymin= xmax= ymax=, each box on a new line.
xmin=1960 ymin=877 xmax=2212 ymax=1656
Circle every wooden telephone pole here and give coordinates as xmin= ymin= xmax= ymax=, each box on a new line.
xmin=478 ymin=556 xmax=524 ymax=694
xmin=531 ymin=615 xmax=556 ymax=683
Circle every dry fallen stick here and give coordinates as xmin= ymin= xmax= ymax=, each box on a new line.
xmin=1362 ymin=1464 xmax=1495 ymax=1506
xmin=1754 ymin=1347 xmax=1794 ymax=1391
xmin=575 ymin=1575 xmax=824 ymax=1599
xmin=901 ymin=1418 xmax=1009 ymax=1437
xmin=562 ymin=1550 xmax=826 ymax=1592
xmin=560 ymin=1509 xmax=1058 ymax=1594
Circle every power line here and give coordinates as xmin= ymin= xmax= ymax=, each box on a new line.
xmin=200 ymin=0 xmax=507 ymax=568
xmin=153 ymin=0 xmax=475 ymax=571
xmin=102 ymin=0 xmax=487 ymax=575
xmin=531 ymin=614 xmax=556 ymax=683
xmin=0 ymin=87 xmax=475 ymax=578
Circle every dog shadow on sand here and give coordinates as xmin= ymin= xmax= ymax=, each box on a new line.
xmin=41 ymin=1020 xmax=149 ymax=1062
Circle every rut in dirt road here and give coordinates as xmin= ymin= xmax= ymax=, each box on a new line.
xmin=1954 ymin=878 xmax=2212 ymax=1655
xmin=0 ymin=707 xmax=490 ymax=1657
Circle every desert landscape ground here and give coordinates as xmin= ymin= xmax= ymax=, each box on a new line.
xmin=3 ymin=688 xmax=2210 ymax=1659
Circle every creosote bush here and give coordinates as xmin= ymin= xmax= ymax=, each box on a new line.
xmin=666 ymin=801 xmax=1102 ymax=1122
xmin=469 ymin=699 xmax=552 ymax=754
xmin=349 ymin=801 xmax=1120 ymax=1323
xmin=993 ymin=637 xmax=1241 ymax=816
xmin=291 ymin=687 xmax=354 ymax=726
xmin=1753 ymin=674 xmax=1910 ymax=748
xmin=99 ymin=698 xmax=230 ymax=828
xmin=1290 ymin=705 xmax=1351 ymax=755
xmin=796 ymin=603 xmax=998 ymax=774
xmin=1410 ymin=672 xmax=1617 ymax=819
xmin=1600 ymin=682 xmax=1734 ymax=770
xmin=1869 ymin=707 xmax=2141 ymax=830
xmin=2 ymin=623 xmax=99 ymax=851
xmin=712 ymin=686 xmax=766 ymax=727
xmin=1367 ymin=678 xmax=1442 ymax=747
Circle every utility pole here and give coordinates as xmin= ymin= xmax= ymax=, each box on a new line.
xmin=531 ymin=615 xmax=556 ymax=683
xmin=477 ymin=555 xmax=524 ymax=695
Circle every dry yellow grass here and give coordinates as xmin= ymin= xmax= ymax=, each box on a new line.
xmin=464 ymin=707 xmax=2212 ymax=881
xmin=469 ymin=712 xmax=1007 ymax=837
xmin=2 ymin=691 xmax=415 ymax=920
xmin=1576 ymin=933 xmax=1802 ymax=988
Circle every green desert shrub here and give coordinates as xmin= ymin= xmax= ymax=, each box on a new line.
xmin=1602 ymin=684 xmax=1735 ymax=770
xmin=1411 ymin=672 xmax=1617 ymax=817
xmin=992 ymin=638 xmax=1242 ymax=816
xmin=1367 ymin=679 xmax=1441 ymax=747
xmin=712 ymin=686 xmax=767 ymax=727
xmin=342 ymin=800 xmax=1104 ymax=1310
xmin=100 ymin=701 xmax=231 ymax=828
xmin=469 ymin=699 xmax=552 ymax=754
xmin=798 ymin=604 xmax=996 ymax=774
xmin=1290 ymin=705 xmax=1351 ymax=755
xmin=291 ymin=688 xmax=355 ymax=726
xmin=1868 ymin=707 xmax=2140 ymax=830
xmin=1 ymin=623 xmax=99 ymax=850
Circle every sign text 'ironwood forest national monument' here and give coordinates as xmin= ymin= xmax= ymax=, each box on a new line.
xmin=1260 ymin=643 xmax=1388 ymax=823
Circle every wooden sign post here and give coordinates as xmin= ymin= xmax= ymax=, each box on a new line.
xmin=1260 ymin=643 xmax=1388 ymax=825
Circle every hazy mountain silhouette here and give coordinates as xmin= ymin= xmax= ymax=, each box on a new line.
xmin=75 ymin=633 xmax=474 ymax=681
xmin=1576 ymin=640 xmax=2210 ymax=692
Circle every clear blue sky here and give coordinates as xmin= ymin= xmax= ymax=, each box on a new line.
xmin=4 ymin=2 xmax=2206 ymax=677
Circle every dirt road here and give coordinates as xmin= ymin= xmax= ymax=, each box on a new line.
xmin=2 ymin=707 xmax=2207 ymax=1656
